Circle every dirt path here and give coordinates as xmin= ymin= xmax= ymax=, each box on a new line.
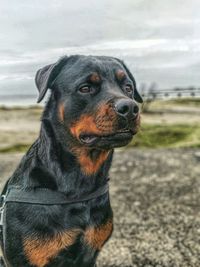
xmin=0 ymin=148 xmax=199 ymax=267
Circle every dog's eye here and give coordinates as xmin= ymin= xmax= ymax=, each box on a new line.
xmin=124 ymin=84 xmax=133 ymax=94
xmin=78 ymin=86 xmax=91 ymax=94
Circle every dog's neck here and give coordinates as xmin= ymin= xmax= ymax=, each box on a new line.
xmin=13 ymin=118 xmax=113 ymax=196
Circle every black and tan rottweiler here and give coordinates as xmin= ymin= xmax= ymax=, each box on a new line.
xmin=0 ymin=55 xmax=142 ymax=267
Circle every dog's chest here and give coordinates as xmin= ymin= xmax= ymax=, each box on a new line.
xmin=21 ymin=201 xmax=113 ymax=267
xmin=23 ymin=219 xmax=113 ymax=267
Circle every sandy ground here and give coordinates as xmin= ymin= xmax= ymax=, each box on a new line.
xmin=0 ymin=148 xmax=200 ymax=267
xmin=0 ymin=108 xmax=41 ymax=150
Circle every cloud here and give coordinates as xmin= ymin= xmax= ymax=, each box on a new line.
xmin=0 ymin=0 xmax=200 ymax=102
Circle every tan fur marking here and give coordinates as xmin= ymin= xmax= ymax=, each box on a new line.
xmin=77 ymin=150 xmax=109 ymax=175
xmin=58 ymin=103 xmax=65 ymax=122
xmin=90 ymin=72 xmax=101 ymax=83
xmin=116 ymin=69 xmax=126 ymax=81
xmin=70 ymin=115 xmax=102 ymax=139
xmin=23 ymin=230 xmax=80 ymax=267
xmin=69 ymin=106 xmax=116 ymax=175
xmin=84 ymin=220 xmax=113 ymax=250
xmin=70 ymin=105 xmax=117 ymax=139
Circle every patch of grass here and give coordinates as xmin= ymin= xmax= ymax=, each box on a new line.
xmin=0 ymin=124 xmax=200 ymax=152
xmin=130 ymin=124 xmax=200 ymax=148
xmin=142 ymin=98 xmax=200 ymax=113
xmin=0 ymin=144 xmax=30 ymax=153
xmin=166 ymin=98 xmax=200 ymax=107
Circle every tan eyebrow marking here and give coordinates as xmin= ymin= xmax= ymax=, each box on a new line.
xmin=58 ymin=102 xmax=65 ymax=122
xmin=89 ymin=72 xmax=101 ymax=83
xmin=115 ymin=69 xmax=126 ymax=81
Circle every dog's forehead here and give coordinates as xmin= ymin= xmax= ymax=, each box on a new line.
xmin=62 ymin=56 xmax=126 ymax=78
xmin=78 ymin=56 xmax=123 ymax=68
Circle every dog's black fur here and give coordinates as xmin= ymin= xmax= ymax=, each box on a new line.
xmin=1 ymin=55 xmax=142 ymax=267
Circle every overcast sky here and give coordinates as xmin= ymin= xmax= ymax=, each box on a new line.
xmin=0 ymin=0 xmax=200 ymax=100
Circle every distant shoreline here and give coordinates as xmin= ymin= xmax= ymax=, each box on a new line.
xmin=0 ymin=93 xmax=46 ymax=107
xmin=0 ymin=94 xmax=38 ymax=107
xmin=0 ymin=87 xmax=200 ymax=107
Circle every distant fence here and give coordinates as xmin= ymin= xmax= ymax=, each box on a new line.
xmin=140 ymin=84 xmax=200 ymax=101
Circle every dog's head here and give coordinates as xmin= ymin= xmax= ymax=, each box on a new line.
xmin=35 ymin=55 xmax=143 ymax=150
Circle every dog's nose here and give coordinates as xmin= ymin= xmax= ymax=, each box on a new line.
xmin=114 ymin=99 xmax=139 ymax=119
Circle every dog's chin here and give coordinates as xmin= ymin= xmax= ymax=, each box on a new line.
xmin=78 ymin=130 xmax=137 ymax=149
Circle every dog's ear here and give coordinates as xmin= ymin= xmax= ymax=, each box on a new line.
xmin=114 ymin=58 xmax=143 ymax=103
xmin=35 ymin=56 xmax=68 ymax=103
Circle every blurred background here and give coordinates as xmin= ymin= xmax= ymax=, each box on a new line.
xmin=0 ymin=1 xmax=200 ymax=266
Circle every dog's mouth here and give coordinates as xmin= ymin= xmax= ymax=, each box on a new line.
xmin=79 ymin=129 xmax=137 ymax=147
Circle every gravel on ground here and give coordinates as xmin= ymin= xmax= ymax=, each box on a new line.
xmin=0 ymin=148 xmax=200 ymax=267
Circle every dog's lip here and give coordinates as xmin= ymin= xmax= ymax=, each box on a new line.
xmin=79 ymin=129 xmax=137 ymax=145
xmin=79 ymin=135 xmax=98 ymax=144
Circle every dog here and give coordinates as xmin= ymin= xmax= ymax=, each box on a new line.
xmin=0 ymin=55 xmax=142 ymax=267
